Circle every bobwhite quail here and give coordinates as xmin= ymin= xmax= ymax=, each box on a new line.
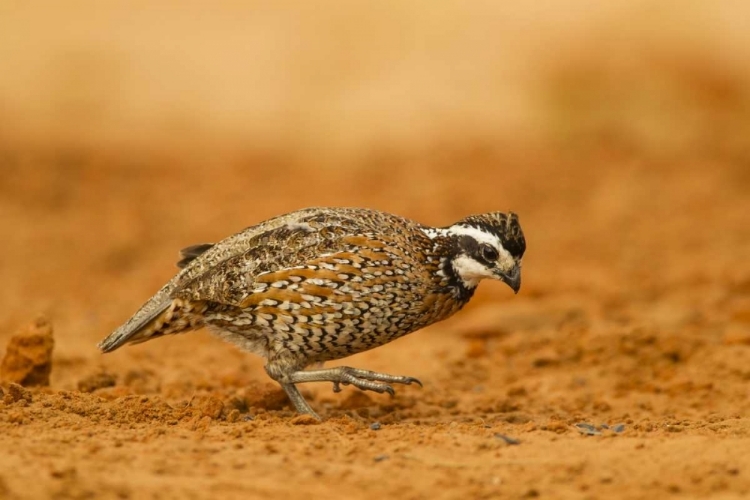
xmin=98 ymin=207 xmax=525 ymax=418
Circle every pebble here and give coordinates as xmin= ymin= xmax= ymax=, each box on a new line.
xmin=495 ymin=433 xmax=521 ymax=445
xmin=575 ymin=423 xmax=602 ymax=436
xmin=370 ymin=422 xmax=382 ymax=431
xmin=575 ymin=422 xmax=626 ymax=435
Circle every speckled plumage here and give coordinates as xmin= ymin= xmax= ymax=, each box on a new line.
xmin=99 ymin=207 xmax=525 ymax=418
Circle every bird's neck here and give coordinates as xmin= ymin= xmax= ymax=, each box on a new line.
xmin=422 ymin=227 xmax=478 ymax=304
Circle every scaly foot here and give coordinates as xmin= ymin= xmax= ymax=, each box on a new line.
xmin=290 ymin=366 xmax=422 ymax=396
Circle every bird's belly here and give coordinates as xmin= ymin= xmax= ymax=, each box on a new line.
xmin=279 ymin=311 xmax=415 ymax=363
xmin=204 ymin=323 xmax=271 ymax=359
xmin=206 ymin=304 xmax=420 ymax=363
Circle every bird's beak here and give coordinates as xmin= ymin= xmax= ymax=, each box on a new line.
xmin=496 ymin=264 xmax=521 ymax=294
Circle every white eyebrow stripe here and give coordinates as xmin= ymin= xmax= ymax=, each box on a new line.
xmin=447 ymin=225 xmax=499 ymax=248
xmin=448 ymin=224 xmax=514 ymax=263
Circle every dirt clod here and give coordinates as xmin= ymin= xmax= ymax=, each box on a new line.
xmin=1 ymin=317 xmax=54 ymax=387
xmin=4 ymin=383 xmax=32 ymax=404
xmin=290 ymin=414 xmax=320 ymax=426
xmin=197 ymin=396 xmax=224 ymax=420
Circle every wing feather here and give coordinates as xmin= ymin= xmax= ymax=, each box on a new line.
xmin=169 ymin=207 xmax=422 ymax=307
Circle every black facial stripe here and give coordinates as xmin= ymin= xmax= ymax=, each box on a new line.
xmin=457 ymin=235 xmax=498 ymax=267
xmin=458 ymin=235 xmax=478 ymax=255
xmin=460 ymin=221 xmax=525 ymax=259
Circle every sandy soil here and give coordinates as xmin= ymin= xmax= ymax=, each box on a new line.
xmin=2 ymin=3 xmax=750 ymax=499
xmin=1 ymin=147 xmax=749 ymax=500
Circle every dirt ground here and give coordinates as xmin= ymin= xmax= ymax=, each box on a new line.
xmin=2 ymin=3 xmax=750 ymax=500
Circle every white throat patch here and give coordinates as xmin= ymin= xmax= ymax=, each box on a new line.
xmin=451 ymin=254 xmax=493 ymax=288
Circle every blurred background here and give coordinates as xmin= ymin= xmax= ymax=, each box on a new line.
xmin=0 ymin=1 xmax=749 ymax=363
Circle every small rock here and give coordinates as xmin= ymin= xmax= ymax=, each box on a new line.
xmin=612 ymin=424 xmax=626 ymax=433
xmin=370 ymin=422 xmax=382 ymax=431
xmin=374 ymin=454 xmax=389 ymax=462
xmin=242 ymin=414 xmax=255 ymax=422
xmin=494 ymin=433 xmax=520 ymax=445
xmin=575 ymin=423 xmax=602 ymax=436
xmin=77 ymin=372 xmax=117 ymax=393
xmin=226 ymin=409 xmax=241 ymax=423
xmin=1 ymin=317 xmax=54 ymax=387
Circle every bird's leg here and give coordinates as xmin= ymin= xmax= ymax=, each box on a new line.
xmin=280 ymin=382 xmax=320 ymax=420
xmin=265 ymin=362 xmax=321 ymax=419
xmin=289 ymin=366 xmax=422 ymax=396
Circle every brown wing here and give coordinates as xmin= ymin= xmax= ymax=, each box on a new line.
xmin=168 ymin=208 xmax=428 ymax=308
xmin=238 ymin=238 xmax=418 ymax=311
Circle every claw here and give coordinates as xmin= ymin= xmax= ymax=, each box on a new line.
xmin=332 ymin=381 xmax=342 ymax=393
xmin=383 ymin=385 xmax=395 ymax=397
xmin=406 ymin=377 xmax=423 ymax=387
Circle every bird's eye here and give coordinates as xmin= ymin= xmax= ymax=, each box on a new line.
xmin=480 ymin=244 xmax=499 ymax=262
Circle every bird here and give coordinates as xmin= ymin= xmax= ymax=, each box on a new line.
xmin=98 ymin=207 xmax=525 ymax=419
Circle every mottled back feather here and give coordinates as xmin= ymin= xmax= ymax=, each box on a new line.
xmin=169 ymin=207 xmax=431 ymax=307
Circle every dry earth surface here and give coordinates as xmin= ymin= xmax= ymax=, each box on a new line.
xmin=1 ymin=148 xmax=749 ymax=500
xmin=1 ymin=3 xmax=750 ymax=499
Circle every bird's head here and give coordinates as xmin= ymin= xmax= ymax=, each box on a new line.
xmin=442 ymin=212 xmax=525 ymax=293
